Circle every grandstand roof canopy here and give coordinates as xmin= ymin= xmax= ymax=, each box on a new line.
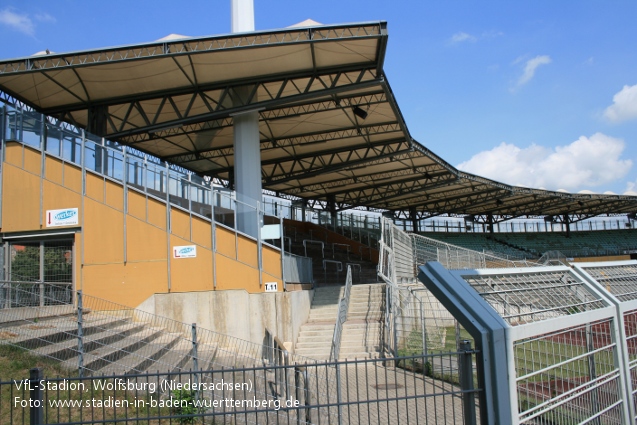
xmin=0 ymin=21 xmax=636 ymax=222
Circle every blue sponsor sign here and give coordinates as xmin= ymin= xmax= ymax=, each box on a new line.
xmin=46 ymin=208 xmax=79 ymax=227
xmin=173 ymin=245 xmax=197 ymax=258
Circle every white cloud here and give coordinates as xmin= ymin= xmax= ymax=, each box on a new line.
xmin=34 ymin=13 xmax=55 ymax=23
xmin=625 ymin=181 xmax=637 ymax=195
xmin=449 ymin=32 xmax=476 ymax=44
xmin=603 ymin=84 xmax=637 ymax=123
xmin=0 ymin=8 xmax=35 ymax=36
xmin=457 ymin=133 xmax=632 ymax=192
xmin=516 ymin=55 xmax=551 ymax=87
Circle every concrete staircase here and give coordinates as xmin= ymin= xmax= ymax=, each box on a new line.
xmin=340 ymin=284 xmax=385 ymax=360
xmin=294 ymin=286 xmax=344 ymax=360
xmin=1 ymin=310 xmax=196 ymax=375
xmin=294 ymin=283 xmax=385 ymax=361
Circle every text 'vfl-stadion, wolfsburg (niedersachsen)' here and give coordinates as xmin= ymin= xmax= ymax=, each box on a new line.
xmin=1 ymin=2 xmax=637 ymax=424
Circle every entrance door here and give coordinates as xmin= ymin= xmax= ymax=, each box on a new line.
xmin=3 ymin=239 xmax=73 ymax=308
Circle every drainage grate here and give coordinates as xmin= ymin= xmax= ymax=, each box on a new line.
xmin=372 ymin=383 xmax=402 ymax=390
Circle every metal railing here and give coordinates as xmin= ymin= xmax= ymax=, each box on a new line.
xmin=401 ymin=216 xmax=637 ymax=234
xmin=330 ymin=266 xmax=353 ymax=362
xmin=411 ymin=233 xmax=539 ymax=270
xmin=283 ymin=253 xmax=313 ymax=284
xmin=378 ymin=216 xmax=540 ymax=366
xmin=3 ymin=348 xmax=482 ymax=425
xmin=1 ymin=281 xmax=72 ymax=309
xmin=1 ymin=100 xmax=383 ymax=248
xmin=379 ymin=217 xmax=540 ymax=284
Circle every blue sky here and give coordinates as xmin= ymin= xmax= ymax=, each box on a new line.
xmin=1 ymin=1 xmax=637 ymax=195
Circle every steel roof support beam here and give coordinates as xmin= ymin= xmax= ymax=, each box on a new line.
xmin=339 ymin=172 xmax=458 ymax=206
xmin=263 ymin=143 xmax=412 ymax=187
xmin=56 ymin=66 xmax=382 ymax=139
xmin=383 ymin=184 xmax=507 ymax=211
xmin=295 ymin=167 xmax=451 ymax=199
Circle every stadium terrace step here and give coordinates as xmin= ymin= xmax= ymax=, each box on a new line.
xmin=7 ymin=315 xmax=130 ymax=350
xmin=152 ymin=339 xmax=196 ymax=372
xmin=97 ymin=331 xmax=183 ymax=375
xmin=34 ymin=322 xmax=147 ymax=360
xmin=66 ymin=327 xmax=165 ymax=372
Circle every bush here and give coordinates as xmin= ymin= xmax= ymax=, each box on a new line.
xmin=171 ymin=389 xmax=201 ymax=424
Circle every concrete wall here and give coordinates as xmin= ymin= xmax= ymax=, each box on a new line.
xmin=137 ymin=288 xmax=313 ymax=348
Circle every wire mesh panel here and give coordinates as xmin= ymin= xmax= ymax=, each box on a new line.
xmin=573 ymin=260 xmax=637 ymax=422
xmin=4 ymin=241 xmax=73 ymax=308
xmin=462 ymin=269 xmax=607 ymax=325
xmin=454 ymin=266 xmax=632 ymax=424
xmin=394 ymin=284 xmax=454 ymax=356
xmin=514 ymin=319 xmax=624 ymax=424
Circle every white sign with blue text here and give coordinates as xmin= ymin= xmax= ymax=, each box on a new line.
xmin=46 ymin=208 xmax=79 ymax=227
xmin=173 ymin=245 xmax=197 ymax=258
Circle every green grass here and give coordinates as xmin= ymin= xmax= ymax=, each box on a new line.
xmin=0 ymin=344 xmax=193 ymax=424
xmin=0 ymin=343 xmax=73 ymax=381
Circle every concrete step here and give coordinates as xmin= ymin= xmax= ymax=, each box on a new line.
xmin=340 ymin=334 xmax=381 ymax=343
xmin=347 ymin=313 xmax=383 ymax=321
xmin=342 ymin=323 xmax=382 ymax=329
xmin=308 ymin=313 xmax=338 ymax=321
xmin=298 ymin=330 xmax=334 ymax=339
xmin=351 ymin=284 xmax=385 ymax=291
xmin=295 ymin=351 xmax=330 ymax=360
xmin=152 ymin=338 xmax=193 ymax=372
xmin=294 ymin=343 xmax=332 ymax=352
xmin=350 ymin=287 xmax=384 ymax=293
xmin=299 ymin=322 xmax=335 ymax=329
xmin=98 ymin=332 xmax=183 ymax=375
xmin=311 ymin=295 xmax=343 ymax=303
xmin=294 ymin=342 xmax=333 ymax=350
xmin=349 ymin=297 xmax=384 ymax=303
xmin=309 ymin=309 xmax=338 ymax=316
xmin=35 ymin=322 xmax=147 ymax=360
xmin=9 ymin=315 xmax=129 ymax=349
xmin=307 ymin=312 xmax=338 ymax=320
xmin=339 ymin=343 xmax=380 ymax=357
xmin=349 ymin=292 xmax=384 ymax=299
xmin=347 ymin=304 xmax=384 ymax=311
xmin=339 ymin=352 xmax=382 ymax=360
xmin=340 ymin=328 xmax=382 ymax=337
xmin=66 ymin=327 xmax=164 ymax=373
xmin=308 ymin=305 xmax=340 ymax=313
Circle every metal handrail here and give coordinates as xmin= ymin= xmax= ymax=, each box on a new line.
xmin=330 ymin=266 xmax=352 ymax=362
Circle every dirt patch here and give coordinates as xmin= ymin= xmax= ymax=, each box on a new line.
xmin=26 ymin=324 xmax=53 ymax=330
xmin=0 ymin=331 xmax=18 ymax=339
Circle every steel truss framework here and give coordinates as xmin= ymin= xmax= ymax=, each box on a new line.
xmin=1 ymin=22 xmax=636 ymax=222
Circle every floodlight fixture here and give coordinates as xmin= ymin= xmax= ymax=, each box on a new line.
xmin=352 ymin=106 xmax=368 ymax=120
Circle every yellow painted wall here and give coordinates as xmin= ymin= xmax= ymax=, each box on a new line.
xmin=2 ymin=164 xmax=41 ymax=231
xmin=1 ymin=142 xmax=283 ymax=308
